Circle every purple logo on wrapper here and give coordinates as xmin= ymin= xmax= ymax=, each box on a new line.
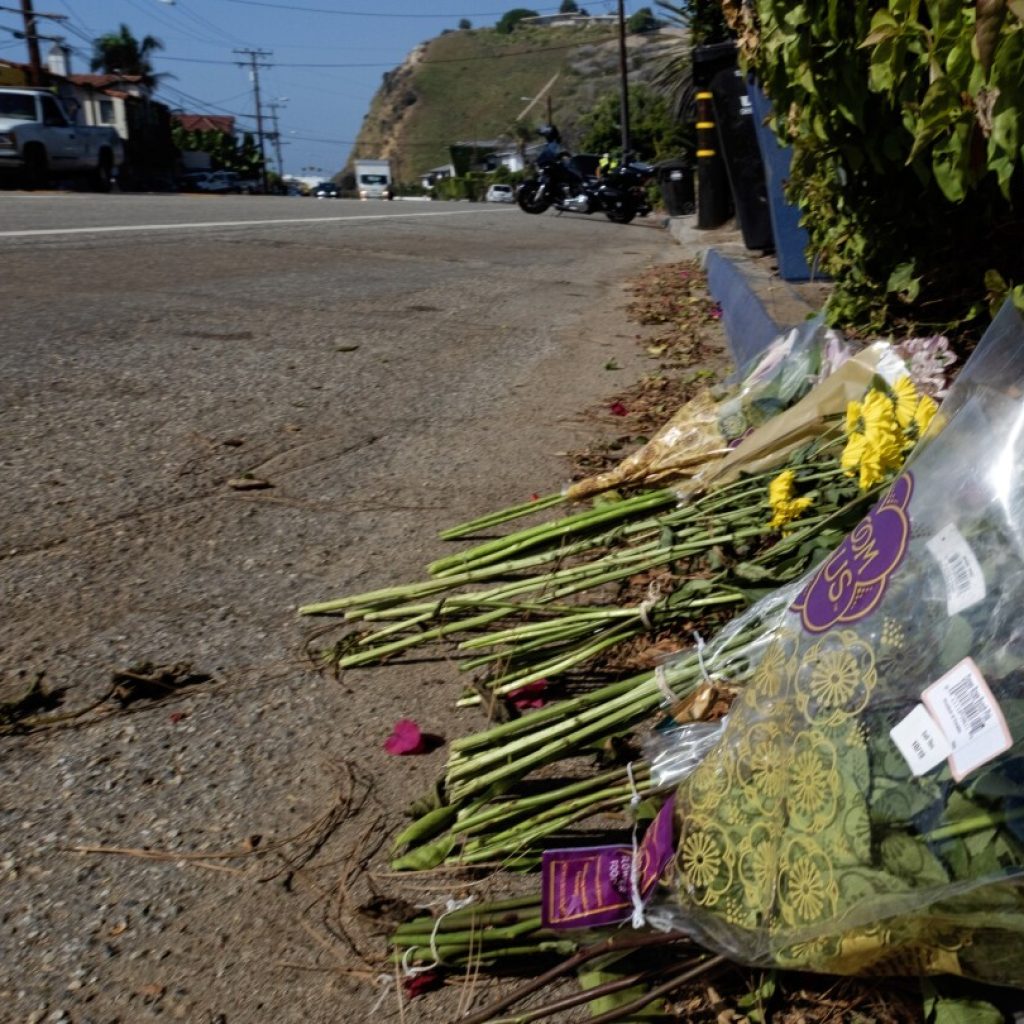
xmin=541 ymin=796 xmax=676 ymax=930
xmin=792 ymin=474 xmax=913 ymax=634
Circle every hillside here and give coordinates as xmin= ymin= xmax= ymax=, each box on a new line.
xmin=344 ymin=21 xmax=687 ymax=185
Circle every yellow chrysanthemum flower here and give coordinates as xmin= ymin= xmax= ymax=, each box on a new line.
xmin=858 ymin=445 xmax=886 ymax=490
xmin=860 ymin=389 xmax=896 ymax=432
xmin=892 ymin=376 xmax=920 ymax=430
xmin=770 ymin=496 xmax=813 ymax=529
xmin=844 ymin=399 xmax=862 ymax=436
xmin=865 ymin=418 xmax=904 ymax=470
xmin=840 ymin=431 xmax=868 ymax=476
xmin=914 ymin=395 xmax=938 ymax=436
xmin=769 ymin=468 xmax=797 ymax=507
xmin=768 ymin=468 xmax=813 ymax=528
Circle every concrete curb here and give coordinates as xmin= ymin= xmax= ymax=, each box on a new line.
xmin=666 ymin=213 xmax=832 ymax=367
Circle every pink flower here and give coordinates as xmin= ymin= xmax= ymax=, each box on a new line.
xmin=384 ymin=718 xmax=428 ymax=755
xmin=609 ymin=401 xmax=629 ymax=417
xmin=509 ymin=679 xmax=549 ymax=710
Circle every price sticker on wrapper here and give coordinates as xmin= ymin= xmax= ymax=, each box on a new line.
xmin=892 ymin=658 xmax=1013 ymax=780
xmin=889 ymin=703 xmax=952 ymax=776
xmin=926 ymin=523 xmax=986 ymax=616
xmin=923 ymin=658 xmax=1013 ymax=780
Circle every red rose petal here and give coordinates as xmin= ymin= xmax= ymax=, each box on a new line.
xmin=609 ymin=401 xmax=629 ymax=417
xmin=509 ymin=679 xmax=550 ymax=710
xmin=404 ymin=970 xmax=443 ymax=998
xmin=384 ymin=718 xmax=427 ymax=755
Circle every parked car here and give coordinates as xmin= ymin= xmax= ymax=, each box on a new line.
xmin=314 ymin=181 xmax=340 ymax=198
xmin=178 ymin=170 xmax=261 ymax=194
xmin=485 ymin=183 xmax=515 ymax=203
xmin=195 ymin=170 xmax=246 ymax=194
xmin=0 ymin=86 xmax=123 ymax=190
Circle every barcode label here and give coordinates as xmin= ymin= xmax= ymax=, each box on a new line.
xmin=926 ymin=523 xmax=985 ymax=616
xmin=922 ymin=658 xmax=1012 ymax=780
xmin=890 ymin=704 xmax=952 ymax=776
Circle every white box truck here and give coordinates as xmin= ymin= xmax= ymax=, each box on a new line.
xmin=354 ymin=158 xmax=392 ymax=199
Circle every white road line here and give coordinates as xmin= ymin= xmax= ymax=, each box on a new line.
xmin=0 ymin=207 xmax=513 ymax=239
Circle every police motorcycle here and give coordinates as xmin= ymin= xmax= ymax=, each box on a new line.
xmin=515 ymin=125 xmax=654 ymax=225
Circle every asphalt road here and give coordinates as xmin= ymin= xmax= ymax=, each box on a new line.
xmin=0 ymin=192 xmax=681 ymax=1023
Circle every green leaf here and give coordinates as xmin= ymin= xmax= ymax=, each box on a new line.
xmin=939 ymin=615 xmax=974 ymax=667
xmin=887 ymin=261 xmax=922 ymax=301
xmin=736 ymin=972 xmax=777 ymax=1023
xmin=578 ymin=952 xmax=668 ymax=1021
xmin=976 ymin=0 xmax=1008 ymax=74
xmin=861 ymin=8 xmax=901 ymax=47
xmin=922 ymin=978 xmax=1005 ymax=1024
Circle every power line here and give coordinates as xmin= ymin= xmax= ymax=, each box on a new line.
xmin=155 ymin=36 xmax=619 ymax=69
xmin=215 ymin=0 xmax=565 ymax=17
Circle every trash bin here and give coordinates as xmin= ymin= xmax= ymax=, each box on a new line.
xmin=656 ymin=159 xmax=695 ymax=216
xmin=710 ymin=66 xmax=774 ymax=252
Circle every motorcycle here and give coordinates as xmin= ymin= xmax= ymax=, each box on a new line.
xmin=516 ymin=127 xmax=654 ymax=225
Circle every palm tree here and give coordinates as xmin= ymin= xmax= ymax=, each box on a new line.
xmin=90 ymin=24 xmax=165 ymax=90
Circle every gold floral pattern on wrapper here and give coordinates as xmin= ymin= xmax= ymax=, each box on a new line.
xmin=673 ymin=623 xmax=930 ymax=973
xmin=795 ymin=630 xmax=877 ymax=729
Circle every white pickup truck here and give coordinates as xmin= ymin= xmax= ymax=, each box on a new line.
xmin=0 ymin=87 xmax=124 ymax=190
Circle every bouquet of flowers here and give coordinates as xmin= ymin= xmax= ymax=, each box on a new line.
xmin=565 ymin=317 xmax=850 ymax=501
xmin=659 ymin=302 xmax=1024 ymax=985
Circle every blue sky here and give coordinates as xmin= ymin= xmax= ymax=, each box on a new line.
xmin=4 ymin=0 xmax=635 ymax=179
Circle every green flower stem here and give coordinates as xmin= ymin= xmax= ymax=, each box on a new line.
xmin=335 ymin=606 xmax=510 ymax=668
xmin=439 ymin=490 xmax=566 ymax=540
xmin=353 ymin=530 xmax=655 ymax=619
xmin=357 ymin=539 xmax=667 ymax=624
xmin=446 ymin=624 xmax=754 ymax=788
xmin=450 ymin=766 xmax=636 ymax=835
xmin=428 ymin=490 xmax=678 ymax=577
xmin=352 ymin=610 xmax=435 ymax=643
xmin=455 ymin=591 xmax=743 ymax=695
xmin=389 ymin=915 xmax=545 ymax=950
xmin=447 ymin=673 xmax=666 ymax=781
xmin=924 ymin=806 xmax=1024 ymax=843
xmin=456 ymin=778 xmax=655 ymax=865
xmin=446 ymin=679 xmax=673 ymax=803
xmin=449 ymin=678 xmax=647 ymax=764
xmin=459 ymin=608 xmax=644 ymax=649
xmin=457 ymin=629 xmax=624 ymax=673
xmin=483 ymin=625 xmax=642 ymax=698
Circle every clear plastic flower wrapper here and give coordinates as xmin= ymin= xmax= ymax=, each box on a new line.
xmin=654 ymin=302 xmax=1024 ymax=985
xmin=565 ymin=317 xmax=852 ymax=501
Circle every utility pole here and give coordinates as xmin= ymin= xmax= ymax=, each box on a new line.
xmin=19 ymin=0 xmax=42 ymax=84
xmin=616 ymin=0 xmax=631 ymax=158
xmin=234 ymin=48 xmax=271 ymax=194
xmin=267 ymin=97 xmax=287 ymax=180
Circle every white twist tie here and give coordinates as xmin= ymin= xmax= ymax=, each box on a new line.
xmin=625 ymin=761 xmax=646 ymax=929
xmin=368 ymin=973 xmax=394 ymax=1014
xmin=692 ymin=630 xmax=714 ymax=686
xmin=636 ymin=581 xmax=661 ymax=631
xmin=401 ymin=895 xmax=475 ymax=977
xmin=655 ymin=664 xmax=676 ymax=703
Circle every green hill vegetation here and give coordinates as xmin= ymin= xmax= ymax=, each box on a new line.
xmin=346 ymin=20 xmax=688 ymax=185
